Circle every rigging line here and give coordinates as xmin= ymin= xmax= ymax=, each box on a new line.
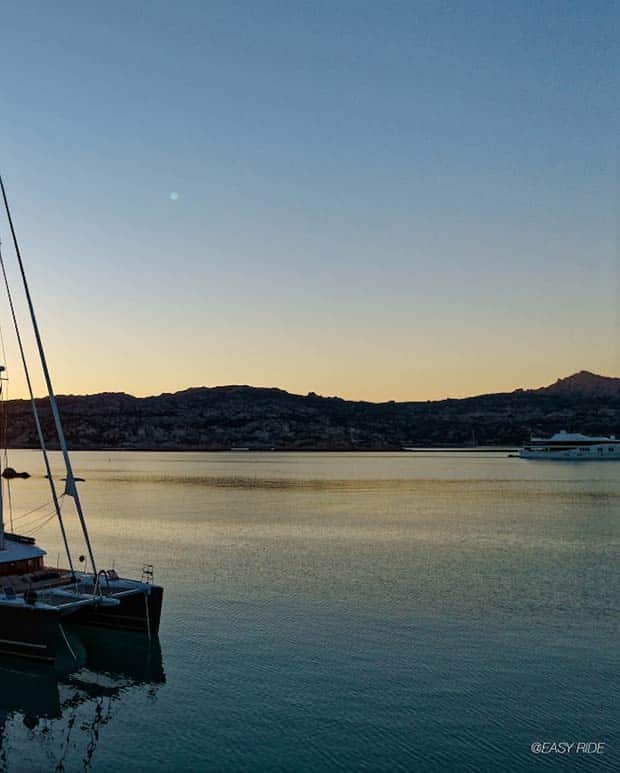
xmin=0 ymin=238 xmax=75 ymax=573
xmin=10 ymin=496 xmax=57 ymax=520
xmin=28 ymin=511 xmax=59 ymax=535
xmin=0 ymin=378 xmax=13 ymax=532
xmin=0 ymin=372 xmax=6 ymax=543
xmin=13 ymin=501 xmax=57 ymax=524
xmin=18 ymin=499 xmax=59 ymax=523
xmin=23 ymin=512 xmax=56 ymax=536
xmin=7 ymin=496 xmax=65 ymax=531
xmin=0 ymin=292 xmax=8 ymax=369
xmin=0 ymin=174 xmax=96 ymax=575
xmin=11 ymin=508 xmax=54 ymax=525
xmin=6 ymin=478 xmax=12 ymax=533
xmin=21 ymin=509 xmax=57 ymax=533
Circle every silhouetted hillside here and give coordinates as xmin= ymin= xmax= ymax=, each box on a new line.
xmin=4 ymin=371 xmax=620 ymax=450
xmin=530 ymin=370 xmax=620 ymax=398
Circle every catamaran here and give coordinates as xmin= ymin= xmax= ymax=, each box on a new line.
xmin=0 ymin=174 xmax=163 ymax=662
xmin=519 ymin=430 xmax=620 ymax=460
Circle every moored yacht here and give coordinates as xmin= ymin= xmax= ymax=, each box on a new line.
xmin=519 ymin=430 xmax=620 ymax=460
xmin=0 ymin=173 xmax=163 ymax=663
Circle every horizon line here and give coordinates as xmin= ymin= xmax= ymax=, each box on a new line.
xmin=5 ymin=370 xmax=617 ymax=406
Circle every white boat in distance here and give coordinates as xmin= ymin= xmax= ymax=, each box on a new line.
xmin=519 ymin=430 xmax=620 ymax=460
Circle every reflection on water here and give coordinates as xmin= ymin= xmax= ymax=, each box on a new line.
xmin=0 ymin=451 xmax=617 ymax=770
xmin=0 ymin=629 xmax=164 ymax=772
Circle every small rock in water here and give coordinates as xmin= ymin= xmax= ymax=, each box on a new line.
xmin=2 ymin=467 xmax=31 ymax=479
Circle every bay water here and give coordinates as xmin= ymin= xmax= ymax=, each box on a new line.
xmin=0 ymin=451 xmax=617 ymax=771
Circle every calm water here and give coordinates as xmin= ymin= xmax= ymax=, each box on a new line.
xmin=0 ymin=451 xmax=617 ymax=771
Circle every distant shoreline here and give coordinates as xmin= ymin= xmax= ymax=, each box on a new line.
xmin=7 ymin=446 xmax=520 ymax=453
xmin=3 ymin=371 xmax=617 ymax=451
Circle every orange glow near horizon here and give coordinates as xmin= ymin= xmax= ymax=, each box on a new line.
xmin=0 ymin=2 xmax=616 ymax=407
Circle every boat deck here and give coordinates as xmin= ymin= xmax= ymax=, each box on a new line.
xmin=0 ymin=568 xmax=150 ymax=612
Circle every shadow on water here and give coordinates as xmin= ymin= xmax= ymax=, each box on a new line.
xmin=0 ymin=628 xmax=165 ymax=771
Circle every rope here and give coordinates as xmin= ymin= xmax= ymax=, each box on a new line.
xmin=0 ymin=174 xmax=96 ymax=576
xmin=145 ymin=592 xmax=152 ymax=640
xmin=21 ymin=494 xmax=66 ymax=535
xmin=0 ymin=379 xmax=13 ymax=532
xmin=23 ymin=510 xmax=57 ymax=535
xmin=0 ymin=242 xmax=12 ymax=534
xmin=0 ymin=239 xmax=74 ymax=572
xmin=0 ymin=370 xmax=12 ymax=531
xmin=9 ymin=494 xmax=64 ymax=523
xmin=58 ymin=622 xmax=77 ymax=660
xmin=6 ymin=477 xmax=13 ymax=533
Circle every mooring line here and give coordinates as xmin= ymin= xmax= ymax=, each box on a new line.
xmin=58 ymin=623 xmax=77 ymax=661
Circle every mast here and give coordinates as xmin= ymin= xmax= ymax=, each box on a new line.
xmin=0 ymin=366 xmax=4 ymax=551
xmin=0 ymin=174 xmax=96 ymax=575
xmin=0 ymin=241 xmax=74 ymax=573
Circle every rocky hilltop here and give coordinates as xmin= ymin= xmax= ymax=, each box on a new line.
xmin=531 ymin=370 xmax=620 ymax=398
xmin=4 ymin=371 xmax=620 ymax=450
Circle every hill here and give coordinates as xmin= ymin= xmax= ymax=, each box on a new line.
xmin=530 ymin=370 xmax=620 ymax=398
xmin=3 ymin=371 xmax=620 ymax=450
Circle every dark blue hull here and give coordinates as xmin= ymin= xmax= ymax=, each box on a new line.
xmin=66 ymin=585 xmax=164 ymax=635
xmin=0 ymin=605 xmax=62 ymax=662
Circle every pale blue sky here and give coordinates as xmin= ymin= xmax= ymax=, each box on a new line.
xmin=0 ymin=1 xmax=617 ymax=400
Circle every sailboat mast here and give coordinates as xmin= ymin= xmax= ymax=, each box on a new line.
xmin=0 ymin=366 xmax=4 ymax=552
xmin=0 ymin=242 xmax=75 ymax=573
xmin=0 ymin=174 xmax=97 ymax=576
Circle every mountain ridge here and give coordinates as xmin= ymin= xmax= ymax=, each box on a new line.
xmin=3 ymin=371 xmax=619 ymax=450
xmin=35 ymin=369 xmax=620 ymax=405
xmin=527 ymin=370 xmax=620 ymax=398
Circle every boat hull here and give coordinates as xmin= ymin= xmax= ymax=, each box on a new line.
xmin=66 ymin=585 xmax=164 ymax=635
xmin=520 ymin=446 xmax=620 ymax=460
xmin=0 ymin=605 xmax=62 ymax=663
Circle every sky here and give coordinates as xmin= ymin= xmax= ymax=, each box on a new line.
xmin=0 ymin=0 xmax=617 ymax=402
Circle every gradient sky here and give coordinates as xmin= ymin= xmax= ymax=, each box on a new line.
xmin=0 ymin=1 xmax=617 ymax=401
